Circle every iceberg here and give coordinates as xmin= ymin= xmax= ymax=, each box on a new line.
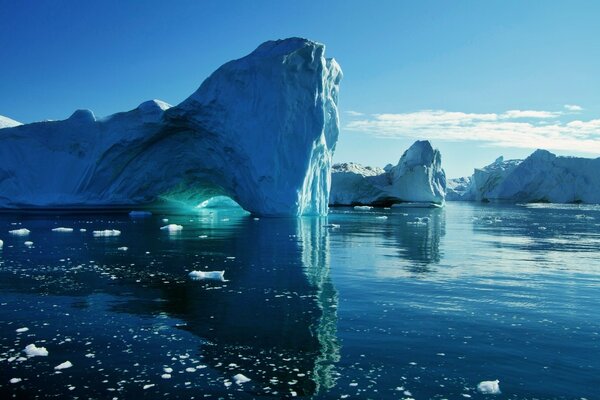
xmin=477 ymin=379 xmax=501 ymax=394
xmin=188 ymin=270 xmax=225 ymax=281
xmin=447 ymin=150 xmax=600 ymax=203
xmin=0 ymin=115 xmax=22 ymax=129
xmin=330 ymin=140 xmax=446 ymax=206
xmin=23 ymin=344 xmax=48 ymax=357
xmin=0 ymin=38 xmax=342 ymax=216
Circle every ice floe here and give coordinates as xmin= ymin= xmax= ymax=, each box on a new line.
xmin=16 ymin=327 xmax=29 ymax=333
xmin=24 ymin=344 xmax=48 ymax=357
xmin=54 ymin=361 xmax=73 ymax=370
xmin=477 ymin=379 xmax=501 ymax=394
xmin=9 ymin=378 xmax=22 ymax=384
xmin=93 ymin=229 xmax=121 ymax=237
xmin=233 ymin=373 xmax=251 ymax=384
xmin=9 ymin=228 xmax=30 ymax=236
xmin=160 ymin=224 xmax=183 ymax=232
xmin=188 ymin=270 xmax=225 ymax=281
xmin=52 ymin=227 xmax=74 ymax=233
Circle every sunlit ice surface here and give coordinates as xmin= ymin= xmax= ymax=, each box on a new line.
xmin=0 ymin=202 xmax=598 ymax=398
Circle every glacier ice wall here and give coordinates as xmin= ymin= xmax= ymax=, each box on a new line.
xmin=329 ymin=140 xmax=446 ymax=206
xmin=447 ymin=150 xmax=600 ymax=204
xmin=0 ymin=38 xmax=342 ymax=216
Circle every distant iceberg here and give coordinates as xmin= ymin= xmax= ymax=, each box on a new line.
xmin=330 ymin=140 xmax=446 ymax=207
xmin=447 ymin=150 xmax=600 ymax=204
xmin=0 ymin=38 xmax=342 ymax=216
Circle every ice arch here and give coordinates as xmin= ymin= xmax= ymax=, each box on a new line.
xmin=0 ymin=38 xmax=342 ymax=216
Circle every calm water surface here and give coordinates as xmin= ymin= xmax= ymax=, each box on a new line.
xmin=0 ymin=202 xmax=598 ymax=399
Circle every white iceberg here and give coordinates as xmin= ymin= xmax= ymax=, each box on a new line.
xmin=16 ymin=327 xmax=29 ymax=333
xmin=9 ymin=228 xmax=30 ymax=236
xmin=477 ymin=379 xmax=501 ymax=394
xmin=93 ymin=229 xmax=121 ymax=237
xmin=160 ymin=224 xmax=183 ymax=232
xmin=52 ymin=227 xmax=74 ymax=233
xmin=233 ymin=373 xmax=251 ymax=384
xmin=330 ymin=140 xmax=446 ymax=207
xmin=188 ymin=270 xmax=225 ymax=281
xmin=0 ymin=115 xmax=22 ymax=129
xmin=54 ymin=361 xmax=73 ymax=370
xmin=0 ymin=38 xmax=342 ymax=216
xmin=23 ymin=344 xmax=48 ymax=357
xmin=447 ymin=150 xmax=600 ymax=204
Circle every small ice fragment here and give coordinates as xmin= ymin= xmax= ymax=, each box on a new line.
xmin=9 ymin=228 xmax=30 ymax=236
xmin=24 ymin=241 xmax=34 ymax=247
xmin=162 ymin=218 xmax=169 ymax=222
xmin=160 ymin=224 xmax=183 ymax=232
xmin=163 ymin=367 xmax=173 ymax=373
xmin=189 ymin=270 xmax=225 ymax=281
xmin=354 ymin=205 xmax=372 ymax=210
xmin=52 ymin=227 xmax=73 ymax=233
xmin=161 ymin=374 xmax=171 ymax=379
xmin=233 ymin=373 xmax=251 ymax=384
xmin=376 ymin=216 xmax=388 ymax=220
xmin=79 ymin=228 xmax=87 ymax=232
xmin=198 ymin=235 xmax=208 ymax=239
xmin=54 ymin=361 xmax=73 ymax=370
xmin=185 ymin=367 xmax=196 ymax=373
xmin=477 ymin=379 xmax=500 ymax=394
xmin=24 ymin=344 xmax=48 ymax=357
xmin=129 ymin=211 xmax=152 ymax=217
xmin=16 ymin=327 xmax=29 ymax=333
xmin=0 ymin=239 xmax=3 ymax=248
xmin=85 ymin=353 xmax=95 ymax=358
xmin=93 ymin=229 xmax=121 ymax=237
xmin=324 ymin=223 xmax=340 ymax=229
xmin=143 ymin=384 xmax=155 ymax=390
xmin=118 ymin=247 xmax=128 ymax=251
xmin=10 ymin=378 xmax=22 ymax=384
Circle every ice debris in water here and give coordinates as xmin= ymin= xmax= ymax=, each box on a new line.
xmin=0 ymin=239 xmax=3 ymax=248
xmin=354 ymin=205 xmax=373 ymax=210
xmin=24 ymin=344 xmax=48 ymax=357
xmin=477 ymin=379 xmax=501 ymax=394
xmin=16 ymin=327 xmax=29 ymax=333
xmin=189 ymin=270 xmax=225 ymax=281
xmin=143 ymin=384 xmax=155 ymax=390
xmin=9 ymin=228 xmax=30 ymax=236
xmin=52 ymin=227 xmax=73 ymax=233
xmin=160 ymin=224 xmax=183 ymax=232
xmin=324 ymin=223 xmax=340 ymax=229
xmin=129 ymin=210 xmax=152 ymax=217
xmin=93 ymin=229 xmax=121 ymax=237
xmin=10 ymin=378 xmax=22 ymax=384
xmin=233 ymin=373 xmax=251 ymax=384
xmin=24 ymin=241 xmax=34 ymax=247
xmin=376 ymin=216 xmax=388 ymax=220
xmin=118 ymin=246 xmax=128 ymax=251
xmin=54 ymin=361 xmax=73 ymax=370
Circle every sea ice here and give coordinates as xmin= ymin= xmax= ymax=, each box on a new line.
xmin=24 ymin=241 xmax=34 ymax=247
xmin=9 ymin=378 xmax=22 ymax=384
xmin=54 ymin=361 xmax=73 ymax=370
xmin=233 ymin=373 xmax=251 ymax=384
xmin=24 ymin=344 xmax=48 ymax=357
xmin=52 ymin=227 xmax=74 ymax=233
xmin=160 ymin=224 xmax=183 ymax=232
xmin=477 ymin=379 xmax=501 ymax=394
xmin=354 ymin=205 xmax=373 ymax=210
xmin=93 ymin=229 xmax=121 ymax=237
xmin=9 ymin=228 xmax=30 ymax=236
xmin=16 ymin=327 xmax=29 ymax=333
xmin=118 ymin=247 xmax=128 ymax=251
xmin=189 ymin=270 xmax=225 ymax=281
xmin=0 ymin=239 xmax=3 ymax=248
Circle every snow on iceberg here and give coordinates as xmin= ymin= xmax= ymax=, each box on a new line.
xmin=188 ymin=270 xmax=225 ymax=281
xmin=0 ymin=115 xmax=22 ymax=129
xmin=9 ymin=228 xmax=30 ymax=236
xmin=447 ymin=150 xmax=600 ymax=204
xmin=330 ymin=140 xmax=446 ymax=207
xmin=0 ymin=38 xmax=342 ymax=216
xmin=23 ymin=344 xmax=48 ymax=357
xmin=477 ymin=379 xmax=501 ymax=394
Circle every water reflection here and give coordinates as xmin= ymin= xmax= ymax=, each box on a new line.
xmin=0 ymin=211 xmax=339 ymax=397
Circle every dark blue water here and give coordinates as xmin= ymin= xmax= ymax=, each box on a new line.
xmin=0 ymin=203 xmax=598 ymax=399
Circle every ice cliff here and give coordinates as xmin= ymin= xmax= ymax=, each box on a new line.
xmin=447 ymin=150 xmax=600 ymax=203
xmin=329 ymin=140 xmax=446 ymax=206
xmin=0 ymin=38 xmax=342 ymax=216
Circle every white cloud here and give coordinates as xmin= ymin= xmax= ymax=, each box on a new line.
xmin=345 ymin=108 xmax=600 ymax=154
xmin=564 ymin=104 xmax=583 ymax=112
xmin=345 ymin=110 xmax=365 ymax=117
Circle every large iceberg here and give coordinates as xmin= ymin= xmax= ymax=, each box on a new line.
xmin=329 ymin=140 xmax=446 ymax=206
xmin=447 ymin=150 xmax=600 ymax=203
xmin=0 ymin=38 xmax=342 ymax=216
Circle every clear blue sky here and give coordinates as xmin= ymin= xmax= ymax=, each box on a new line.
xmin=1 ymin=0 xmax=599 ymax=177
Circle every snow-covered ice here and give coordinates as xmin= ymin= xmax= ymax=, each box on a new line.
xmin=52 ymin=227 xmax=74 ymax=233
xmin=477 ymin=379 xmax=501 ymax=394
xmin=24 ymin=241 xmax=34 ymax=247
xmin=9 ymin=228 xmax=30 ymax=236
xmin=330 ymin=141 xmax=446 ymax=207
xmin=54 ymin=361 xmax=73 ymax=370
xmin=9 ymin=378 xmax=22 ymax=384
xmin=189 ymin=270 xmax=225 ymax=281
xmin=160 ymin=224 xmax=183 ymax=232
xmin=233 ymin=373 xmax=251 ymax=384
xmin=23 ymin=344 xmax=48 ymax=357
xmin=15 ymin=327 xmax=29 ymax=333
xmin=93 ymin=229 xmax=121 ymax=237
xmin=0 ymin=38 xmax=342 ymax=216
xmin=0 ymin=115 xmax=22 ymax=129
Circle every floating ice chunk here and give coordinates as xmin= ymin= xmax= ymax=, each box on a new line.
xmin=233 ymin=373 xmax=251 ymax=384
xmin=16 ymin=327 xmax=29 ymax=333
xmin=85 ymin=353 xmax=95 ymax=358
xmin=54 ymin=361 xmax=73 ymax=370
xmin=9 ymin=378 xmax=22 ymax=384
xmin=24 ymin=344 xmax=48 ymax=357
xmin=10 ymin=228 xmax=30 ymax=236
xmin=143 ymin=384 xmax=155 ymax=390
xmin=52 ymin=227 xmax=74 ymax=233
xmin=0 ymin=239 xmax=3 ymax=248
xmin=161 ymin=373 xmax=171 ymax=379
xmin=324 ymin=223 xmax=340 ymax=229
xmin=24 ymin=241 xmax=34 ymax=247
xmin=185 ymin=367 xmax=196 ymax=373
xmin=189 ymin=270 xmax=225 ymax=281
xmin=129 ymin=211 xmax=152 ymax=217
xmin=162 ymin=218 xmax=169 ymax=223
xmin=198 ymin=235 xmax=208 ymax=239
xmin=79 ymin=228 xmax=87 ymax=232
xmin=93 ymin=229 xmax=121 ymax=237
xmin=354 ymin=205 xmax=373 ymax=210
xmin=376 ymin=216 xmax=388 ymax=220
xmin=118 ymin=247 xmax=128 ymax=251
xmin=163 ymin=367 xmax=173 ymax=373
xmin=477 ymin=379 xmax=500 ymax=394
xmin=160 ymin=224 xmax=183 ymax=232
